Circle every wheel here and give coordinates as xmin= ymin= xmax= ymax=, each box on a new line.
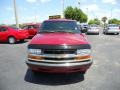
xmin=8 ymin=37 xmax=16 ymax=44
xmin=115 ymin=33 xmax=119 ymax=35
xmin=104 ymin=32 xmax=108 ymax=35
xmin=104 ymin=32 xmax=106 ymax=35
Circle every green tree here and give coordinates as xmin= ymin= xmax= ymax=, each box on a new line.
xmin=88 ymin=18 xmax=100 ymax=25
xmin=64 ymin=6 xmax=75 ymax=20
xmin=102 ymin=17 xmax=107 ymax=23
xmin=108 ymin=18 xmax=120 ymax=24
xmin=64 ymin=6 xmax=88 ymax=23
xmin=101 ymin=17 xmax=107 ymax=29
xmin=88 ymin=20 xmax=94 ymax=25
xmin=81 ymin=13 xmax=88 ymax=23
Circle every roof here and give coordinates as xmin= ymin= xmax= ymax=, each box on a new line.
xmin=44 ymin=19 xmax=76 ymax=22
xmin=80 ymin=23 xmax=88 ymax=25
xmin=0 ymin=25 xmax=9 ymax=28
xmin=25 ymin=23 xmax=40 ymax=26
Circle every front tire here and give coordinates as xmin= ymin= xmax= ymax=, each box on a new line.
xmin=8 ymin=37 xmax=16 ymax=44
xmin=115 ymin=33 xmax=119 ymax=35
xmin=104 ymin=32 xmax=107 ymax=35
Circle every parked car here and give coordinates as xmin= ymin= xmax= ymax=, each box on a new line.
xmin=87 ymin=25 xmax=100 ymax=35
xmin=80 ymin=23 xmax=89 ymax=32
xmin=0 ymin=26 xmax=28 ymax=44
xmin=103 ymin=24 xmax=120 ymax=35
xmin=22 ymin=24 xmax=40 ymax=38
xmin=77 ymin=24 xmax=87 ymax=33
xmin=26 ymin=19 xmax=92 ymax=74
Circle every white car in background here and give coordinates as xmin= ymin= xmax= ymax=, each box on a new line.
xmin=87 ymin=25 xmax=100 ymax=35
xmin=103 ymin=24 xmax=120 ymax=35
xmin=77 ymin=23 xmax=88 ymax=33
xmin=80 ymin=23 xmax=89 ymax=31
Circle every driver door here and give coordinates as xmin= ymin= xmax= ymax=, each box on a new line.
xmin=0 ymin=27 xmax=8 ymax=41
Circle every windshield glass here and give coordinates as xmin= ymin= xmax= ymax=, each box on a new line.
xmin=90 ymin=25 xmax=99 ymax=27
xmin=108 ymin=24 xmax=119 ymax=27
xmin=40 ymin=21 xmax=81 ymax=33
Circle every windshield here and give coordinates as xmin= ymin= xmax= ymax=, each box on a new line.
xmin=39 ymin=21 xmax=81 ymax=33
xmin=90 ymin=25 xmax=99 ymax=27
xmin=108 ymin=24 xmax=119 ymax=27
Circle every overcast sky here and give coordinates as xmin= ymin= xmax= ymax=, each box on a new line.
xmin=0 ymin=0 xmax=120 ymax=24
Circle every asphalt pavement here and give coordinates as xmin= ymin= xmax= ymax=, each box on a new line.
xmin=0 ymin=32 xmax=120 ymax=90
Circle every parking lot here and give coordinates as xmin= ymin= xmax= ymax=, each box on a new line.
xmin=0 ymin=32 xmax=120 ymax=90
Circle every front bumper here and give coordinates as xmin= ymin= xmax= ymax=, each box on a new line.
xmin=87 ymin=30 xmax=99 ymax=34
xmin=26 ymin=59 xmax=93 ymax=73
xmin=27 ymin=44 xmax=92 ymax=73
xmin=106 ymin=30 xmax=119 ymax=34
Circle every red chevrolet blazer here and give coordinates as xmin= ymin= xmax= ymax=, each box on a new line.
xmin=26 ymin=19 xmax=92 ymax=74
xmin=0 ymin=26 xmax=28 ymax=44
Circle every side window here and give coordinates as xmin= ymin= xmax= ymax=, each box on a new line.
xmin=0 ymin=27 xmax=8 ymax=32
xmin=22 ymin=26 xmax=28 ymax=29
xmin=28 ymin=25 xmax=34 ymax=29
xmin=0 ymin=27 xmax=2 ymax=32
xmin=33 ymin=25 xmax=39 ymax=29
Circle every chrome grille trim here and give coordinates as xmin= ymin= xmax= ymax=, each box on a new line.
xmin=29 ymin=54 xmax=79 ymax=58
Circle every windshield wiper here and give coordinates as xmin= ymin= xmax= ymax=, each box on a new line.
xmin=39 ymin=30 xmax=55 ymax=33
xmin=40 ymin=30 xmax=76 ymax=33
xmin=55 ymin=30 xmax=75 ymax=33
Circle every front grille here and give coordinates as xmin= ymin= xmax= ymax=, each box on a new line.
xmin=44 ymin=57 xmax=75 ymax=60
xmin=43 ymin=49 xmax=76 ymax=54
xmin=41 ymin=49 xmax=77 ymax=61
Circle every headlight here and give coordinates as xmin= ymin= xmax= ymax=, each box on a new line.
xmin=77 ymin=49 xmax=91 ymax=56
xmin=28 ymin=49 xmax=41 ymax=55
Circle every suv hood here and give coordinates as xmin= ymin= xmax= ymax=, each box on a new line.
xmin=30 ymin=33 xmax=90 ymax=45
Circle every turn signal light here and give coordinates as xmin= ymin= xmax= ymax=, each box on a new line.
xmin=75 ymin=55 xmax=91 ymax=61
xmin=28 ymin=55 xmax=43 ymax=61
